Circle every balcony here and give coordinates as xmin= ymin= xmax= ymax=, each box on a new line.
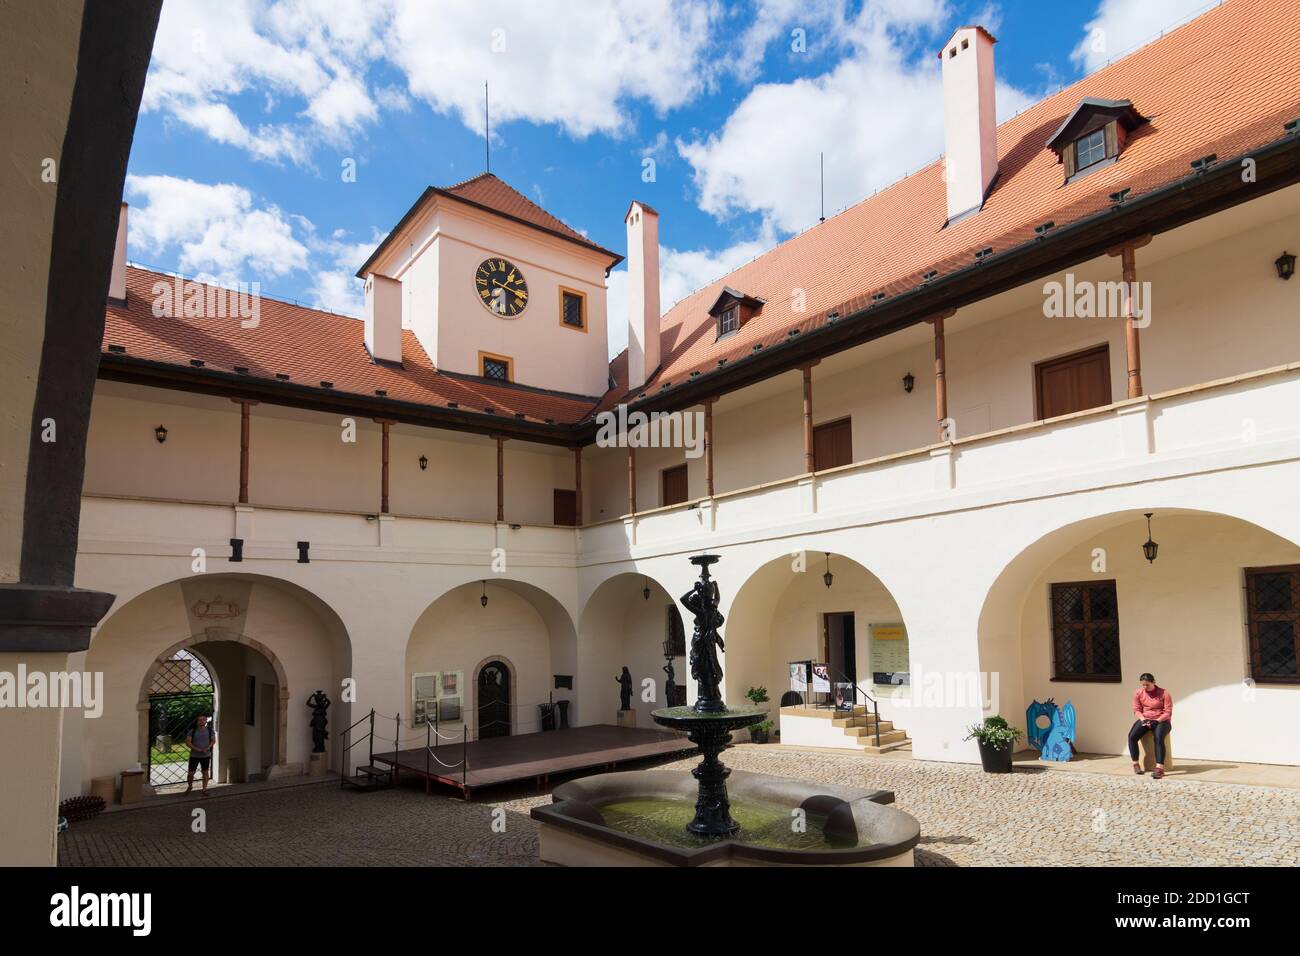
xmin=581 ymin=362 xmax=1300 ymax=559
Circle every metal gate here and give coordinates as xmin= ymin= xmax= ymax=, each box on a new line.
xmin=147 ymin=651 xmax=215 ymax=787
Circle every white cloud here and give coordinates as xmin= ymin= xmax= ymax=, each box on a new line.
xmin=142 ymin=0 xmax=726 ymax=163
xmin=606 ymin=222 xmax=778 ymax=359
xmin=1071 ymin=0 xmax=1213 ymax=74
xmin=389 ymin=0 xmax=722 ymax=139
xmin=126 ymin=174 xmax=310 ymax=283
xmin=125 ymin=174 xmax=380 ymax=316
xmin=677 ymin=1 xmax=1035 ymax=234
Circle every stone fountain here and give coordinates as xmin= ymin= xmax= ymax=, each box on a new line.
xmin=531 ymin=554 xmax=920 ymax=866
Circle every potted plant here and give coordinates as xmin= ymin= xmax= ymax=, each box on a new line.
xmin=746 ymin=686 xmax=771 ymax=743
xmin=964 ymin=715 xmax=1023 ymax=773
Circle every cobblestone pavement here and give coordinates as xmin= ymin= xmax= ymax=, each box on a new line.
xmin=59 ymin=748 xmax=1300 ymax=867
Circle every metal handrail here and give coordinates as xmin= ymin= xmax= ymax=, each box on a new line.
xmin=788 ymin=660 xmax=882 ymax=747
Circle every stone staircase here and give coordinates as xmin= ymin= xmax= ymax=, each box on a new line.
xmin=779 ymin=705 xmax=911 ymax=755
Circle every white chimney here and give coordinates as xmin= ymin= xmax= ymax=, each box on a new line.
xmin=940 ymin=26 xmax=998 ymax=224
xmin=364 ymin=273 xmax=403 ymax=364
xmin=109 ymin=201 xmax=128 ymax=301
xmin=625 ymin=201 xmax=661 ymax=391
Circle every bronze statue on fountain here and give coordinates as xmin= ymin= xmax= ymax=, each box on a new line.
xmin=652 ymin=554 xmax=766 ymax=837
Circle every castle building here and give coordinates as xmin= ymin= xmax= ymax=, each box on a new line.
xmin=63 ymin=0 xmax=1300 ymax=799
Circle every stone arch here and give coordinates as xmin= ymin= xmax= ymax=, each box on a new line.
xmin=725 ymin=549 xmax=914 ymax=730
xmin=137 ymin=626 xmax=291 ymax=770
xmin=577 ymin=572 xmax=684 ymax=726
xmin=406 ymin=579 xmax=578 ymax=740
xmin=71 ymin=571 xmax=353 ymax=796
xmin=976 ymin=507 xmax=1300 ymax=764
xmin=469 ymin=654 xmax=518 ymax=739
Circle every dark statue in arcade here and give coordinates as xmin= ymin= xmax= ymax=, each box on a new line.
xmin=306 ymin=690 xmax=330 ymax=753
xmin=652 ymin=554 xmax=765 ymax=837
xmin=663 ymin=658 xmax=677 ymax=707
xmin=615 ymin=666 xmax=634 ymax=711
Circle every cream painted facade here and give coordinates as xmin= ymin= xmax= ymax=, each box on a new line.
xmin=366 ymin=196 xmax=612 ymax=396
xmin=60 ymin=178 xmax=1300 ymax=801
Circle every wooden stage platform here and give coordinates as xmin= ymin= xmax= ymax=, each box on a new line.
xmin=371 ymin=724 xmax=695 ymax=799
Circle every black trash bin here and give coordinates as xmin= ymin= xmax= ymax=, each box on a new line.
xmin=556 ymin=699 xmax=570 ymax=729
xmin=538 ymin=702 xmax=556 ymax=731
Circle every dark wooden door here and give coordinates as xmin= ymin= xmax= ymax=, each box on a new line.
xmin=478 ymin=661 xmax=511 ymax=738
xmin=813 ymin=418 xmax=853 ymax=471
xmin=1035 ymin=345 xmax=1111 ymax=419
xmin=661 ymin=464 xmax=689 ymax=506
xmin=553 ymin=489 xmax=577 ymax=526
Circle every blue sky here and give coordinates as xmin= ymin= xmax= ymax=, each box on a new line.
xmin=123 ymin=0 xmax=1217 ymax=358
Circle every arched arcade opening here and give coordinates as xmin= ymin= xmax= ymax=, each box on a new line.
xmin=405 ymin=579 xmax=578 ymax=742
xmin=978 ymin=509 xmax=1300 ymax=765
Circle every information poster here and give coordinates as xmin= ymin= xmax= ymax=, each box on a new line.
xmin=811 ymin=663 xmax=831 ymax=693
xmin=870 ymin=623 xmax=910 ymax=686
xmin=789 ymin=662 xmax=808 ymax=692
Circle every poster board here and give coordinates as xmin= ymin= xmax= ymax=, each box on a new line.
xmin=870 ymin=623 xmax=910 ymax=686
xmin=412 ymin=671 xmax=463 ymax=726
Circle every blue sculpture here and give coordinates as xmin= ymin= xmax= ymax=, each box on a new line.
xmin=1026 ymin=698 xmax=1075 ymax=762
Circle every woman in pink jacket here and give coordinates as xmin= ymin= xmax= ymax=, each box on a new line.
xmin=1128 ymin=672 xmax=1173 ymax=779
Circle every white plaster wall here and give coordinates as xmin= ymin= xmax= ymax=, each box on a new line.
xmin=406 ymin=582 xmax=559 ymax=739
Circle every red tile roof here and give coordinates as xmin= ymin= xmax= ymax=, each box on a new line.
xmin=104 ymin=266 xmax=603 ymax=425
xmin=102 ymin=0 xmax=1299 ymax=433
xmin=356 ymin=173 xmax=622 ymax=277
xmin=614 ymin=0 xmax=1300 ymax=402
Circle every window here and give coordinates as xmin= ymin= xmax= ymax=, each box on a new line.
xmin=1050 ymin=581 xmax=1122 ymax=681
xmin=661 ymin=463 xmax=689 ymax=506
xmin=1075 ymin=128 xmax=1106 ymax=170
xmin=553 ymin=488 xmax=577 ymax=526
xmin=813 ymin=418 xmax=853 ymax=471
xmin=1246 ymin=566 xmax=1300 ymax=683
xmin=559 ymin=287 xmax=587 ymax=331
xmin=479 ymin=352 xmax=513 ymax=381
xmin=1035 ymin=344 xmax=1111 ymax=419
xmin=717 ymin=305 xmax=739 ymax=337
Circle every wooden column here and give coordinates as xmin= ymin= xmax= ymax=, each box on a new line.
xmin=375 ymin=418 xmax=395 ymax=513
xmin=573 ymin=446 xmax=583 ymax=526
xmin=495 ymin=436 xmax=505 ymax=522
xmin=231 ymin=398 xmax=258 ymax=504
xmin=801 ymin=363 xmax=817 ymax=473
xmin=627 ymin=446 xmax=637 ymax=515
xmin=1109 ymin=235 xmax=1151 ymax=399
xmin=928 ymin=311 xmax=954 ymax=440
xmin=703 ymin=399 xmax=715 ymax=497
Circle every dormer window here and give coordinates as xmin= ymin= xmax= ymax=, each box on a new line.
xmin=707 ymin=286 xmax=765 ymax=340
xmin=1047 ymin=97 xmax=1147 ymax=184
xmin=718 ymin=305 xmax=739 ymax=336
xmin=1075 ymin=128 xmax=1106 ymax=171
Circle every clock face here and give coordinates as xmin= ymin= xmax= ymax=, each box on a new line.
xmin=475 ymin=258 xmax=529 ymax=317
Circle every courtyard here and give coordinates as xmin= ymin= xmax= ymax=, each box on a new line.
xmin=58 ymin=748 xmax=1300 ymax=867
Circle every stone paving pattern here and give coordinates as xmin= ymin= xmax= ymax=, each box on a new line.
xmin=59 ymin=748 xmax=1300 ymax=867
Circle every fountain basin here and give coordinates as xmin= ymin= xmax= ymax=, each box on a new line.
xmin=531 ymin=769 xmax=920 ymax=867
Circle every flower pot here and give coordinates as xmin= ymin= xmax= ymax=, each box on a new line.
xmin=750 ymin=727 xmax=769 ymax=744
xmin=977 ymin=738 xmax=1014 ymax=773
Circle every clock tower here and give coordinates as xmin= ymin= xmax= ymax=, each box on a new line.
xmin=357 ymin=174 xmax=622 ymax=397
